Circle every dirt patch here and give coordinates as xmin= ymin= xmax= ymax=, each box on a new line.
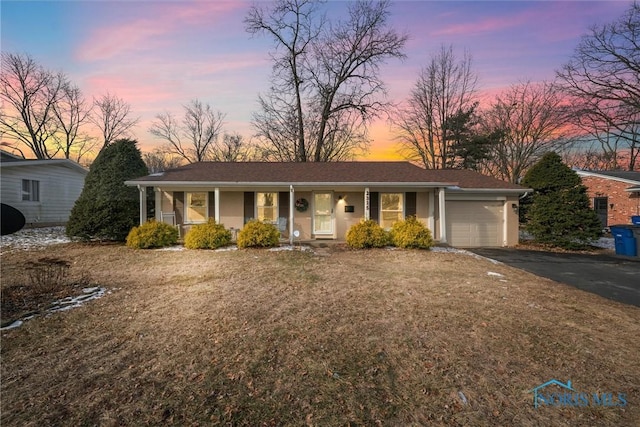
xmin=1 ymin=243 xmax=639 ymax=426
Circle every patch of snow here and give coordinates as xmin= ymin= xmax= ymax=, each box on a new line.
xmin=156 ymin=245 xmax=186 ymax=251
xmin=431 ymin=246 xmax=468 ymax=254
xmin=487 ymin=271 xmax=505 ymax=278
xmin=1 ymin=226 xmax=70 ymax=252
xmin=215 ymin=246 xmax=238 ymax=252
xmin=1 ymin=320 xmax=23 ymax=331
xmin=1 ymin=287 xmax=107 ymax=331
xmin=268 ymin=245 xmax=313 ymax=252
xmin=591 ymin=237 xmax=615 ymax=250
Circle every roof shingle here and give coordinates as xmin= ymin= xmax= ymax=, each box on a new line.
xmin=129 ymin=161 xmax=525 ymax=190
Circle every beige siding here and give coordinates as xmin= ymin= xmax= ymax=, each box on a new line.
xmin=335 ymin=192 xmax=365 ymax=239
xmin=219 ymin=192 xmax=244 ymax=230
xmin=0 ymin=163 xmax=85 ymax=225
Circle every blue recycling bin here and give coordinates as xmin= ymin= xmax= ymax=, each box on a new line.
xmin=610 ymin=225 xmax=638 ymax=256
xmin=632 ymin=216 xmax=640 ymax=225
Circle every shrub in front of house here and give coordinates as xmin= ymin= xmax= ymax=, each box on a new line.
xmin=346 ymin=219 xmax=390 ymax=249
xmin=67 ymin=138 xmax=148 ymax=242
xmin=126 ymin=220 xmax=179 ymax=249
xmin=390 ymin=216 xmax=434 ymax=249
xmin=237 ymin=220 xmax=280 ymax=248
xmin=184 ymin=219 xmax=232 ymax=249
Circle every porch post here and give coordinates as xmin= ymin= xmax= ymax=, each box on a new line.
xmin=138 ymin=185 xmax=147 ymax=225
xmin=289 ymin=185 xmax=295 ymax=245
xmin=155 ymin=187 xmax=162 ymax=221
xmin=438 ymin=187 xmax=446 ymax=243
xmin=364 ymin=187 xmax=370 ymax=220
xmin=428 ymin=190 xmax=435 ymax=232
xmin=214 ymin=187 xmax=220 ymax=223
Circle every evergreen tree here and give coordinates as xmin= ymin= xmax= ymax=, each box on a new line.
xmin=521 ymin=152 xmax=602 ymax=249
xmin=67 ymin=139 xmax=148 ymax=241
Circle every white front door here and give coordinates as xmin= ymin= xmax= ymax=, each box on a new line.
xmin=313 ymin=192 xmax=334 ymax=236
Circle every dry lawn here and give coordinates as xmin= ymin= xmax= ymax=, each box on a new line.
xmin=1 ymin=243 xmax=639 ymax=426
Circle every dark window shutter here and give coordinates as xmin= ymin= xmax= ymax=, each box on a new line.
xmin=244 ymin=192 xmax=254 ymax=223
xmin=279 ymin=192 xmax=289 ymax=219
xmin=405 ymin=192 xmax=416 ymax=217
xmin=208 ymin=192 xmax=215 ymax=220
xmin=174 ymin=192 xmax=184 ymax=224
xmin=370 ymin=192 xmax=379 ymax=221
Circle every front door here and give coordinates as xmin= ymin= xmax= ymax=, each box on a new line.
xmin=593 ymin=197 xmax=608 ymax=228
xmin=313 ymin=192 xmax=334 ymax=236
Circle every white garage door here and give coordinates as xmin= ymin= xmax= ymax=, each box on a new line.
xmin=446 ymin=201 xmax=504 ymax=247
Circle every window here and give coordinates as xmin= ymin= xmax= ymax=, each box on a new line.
xmin=22 ymin=179 xmax=40 ymax=202
xmin=257 ymin=192 xmax=278 ymax=222
xmin=186 ymin=192 xmax=207 ymax=223
xmin=380 ymin=193 xmax=403 ymax=229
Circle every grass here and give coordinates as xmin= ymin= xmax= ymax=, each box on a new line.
xmin=1 ymin=243 xmax=639 ymax=426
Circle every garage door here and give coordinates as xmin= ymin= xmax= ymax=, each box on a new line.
xmin=446 ymin=201 xmax=504 ymax=247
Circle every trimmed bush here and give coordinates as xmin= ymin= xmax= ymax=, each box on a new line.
xmin=237 ymin=220 xmax=280 ymax=248
xmin=390 ymin=216 xmax=434 ymax=249
xmin=126 ymin=220 xmax=179 ymax=249
xmin=346 ymin=219 xmax=390 ymax=249
xmin=184 ymin=219 xmax=232 ymax=250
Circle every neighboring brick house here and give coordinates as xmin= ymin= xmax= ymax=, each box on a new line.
xmin=576 ymin=170 xmax=640 ymax=227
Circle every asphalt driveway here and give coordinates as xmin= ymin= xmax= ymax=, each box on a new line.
xmin=468 ymin=248 xmax=640 ymax=307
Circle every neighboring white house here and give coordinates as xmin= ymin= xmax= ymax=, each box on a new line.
xmin=0 ymin=150 xmax=88 ymax=226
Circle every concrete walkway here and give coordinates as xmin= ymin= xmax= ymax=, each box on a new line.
xmin=468 ymin=248 xmax=640 ymax=308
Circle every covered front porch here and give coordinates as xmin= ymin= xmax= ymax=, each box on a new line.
xmin=134 ymin=185 xmax=450 ymax=244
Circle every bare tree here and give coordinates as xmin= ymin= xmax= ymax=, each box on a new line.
xmin=143 ymin=148 xmax=184 ymax=174
xmin=567 ymin=99 xmax=640 ymax=170
xmin=149 ymin=99 xmax=226 ymax=163
xmin=480 ymin=81 xmax=573 ymax=183
xmin=51 ymin=82 xmax=96 ymax=162
xmin=211 ymin=133 xmax=256 ymax=162
xmin=252 ymin=93 xmax=307 ymax=161
xmin=393 ymin=45 xmax=478 ymax=169
xmin=0 ymin=52 xmax=66 ymax=159
xmin=91 ymin=93 xmax=139 ymax=149
xmin=557 ymin=2 xmax=640 ymax=171
xmin=246 ymin=0 xmax=321 ymax=161
xmin=307 ymin=0 xmax=406 ymax=161
xmin=246 ymin=0 xmax=406 ymax=161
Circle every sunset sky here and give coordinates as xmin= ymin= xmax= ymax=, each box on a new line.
xmin=1 ymin=0 xmax=632 ymax=160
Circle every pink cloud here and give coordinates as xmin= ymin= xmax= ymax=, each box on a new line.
xmin=76 ymin=2 xmax=245 ymax=62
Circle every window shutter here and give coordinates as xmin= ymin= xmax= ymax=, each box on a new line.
xmin=279 ymin=192 xmax=289 ymax=219
xmin=370 ymin=192 xmax=379 ymax=221
xmin=174 ymin=192 xmax=184 ymax=224
xmin=244 ymin=192 xmax=254 ymax=223
xmin=405 ymin=192 xmax=416 ymax=217
xmin=208 ymin=192 xmax=215 ymax=220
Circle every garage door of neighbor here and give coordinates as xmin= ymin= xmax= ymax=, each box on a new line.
xmin=446 ymin=201 xmax=504 ymax=247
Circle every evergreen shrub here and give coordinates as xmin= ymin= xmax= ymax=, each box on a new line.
xmin=390 ymin=216 xmax=434 ymax=249
xmin=126 ymin=220 xmax=179 ymax=249
xmin=521 ymin=152 xmax=602 ymax=249
xmin=184 ymin=219 xmax=232 ymax=249
xmin=67 ymin=139 xmax=148 ymax=241
xmin=237 ymin=220 xmax=280 ymax=248
xmin=346 ymin=220 xmax=390 ymax=249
